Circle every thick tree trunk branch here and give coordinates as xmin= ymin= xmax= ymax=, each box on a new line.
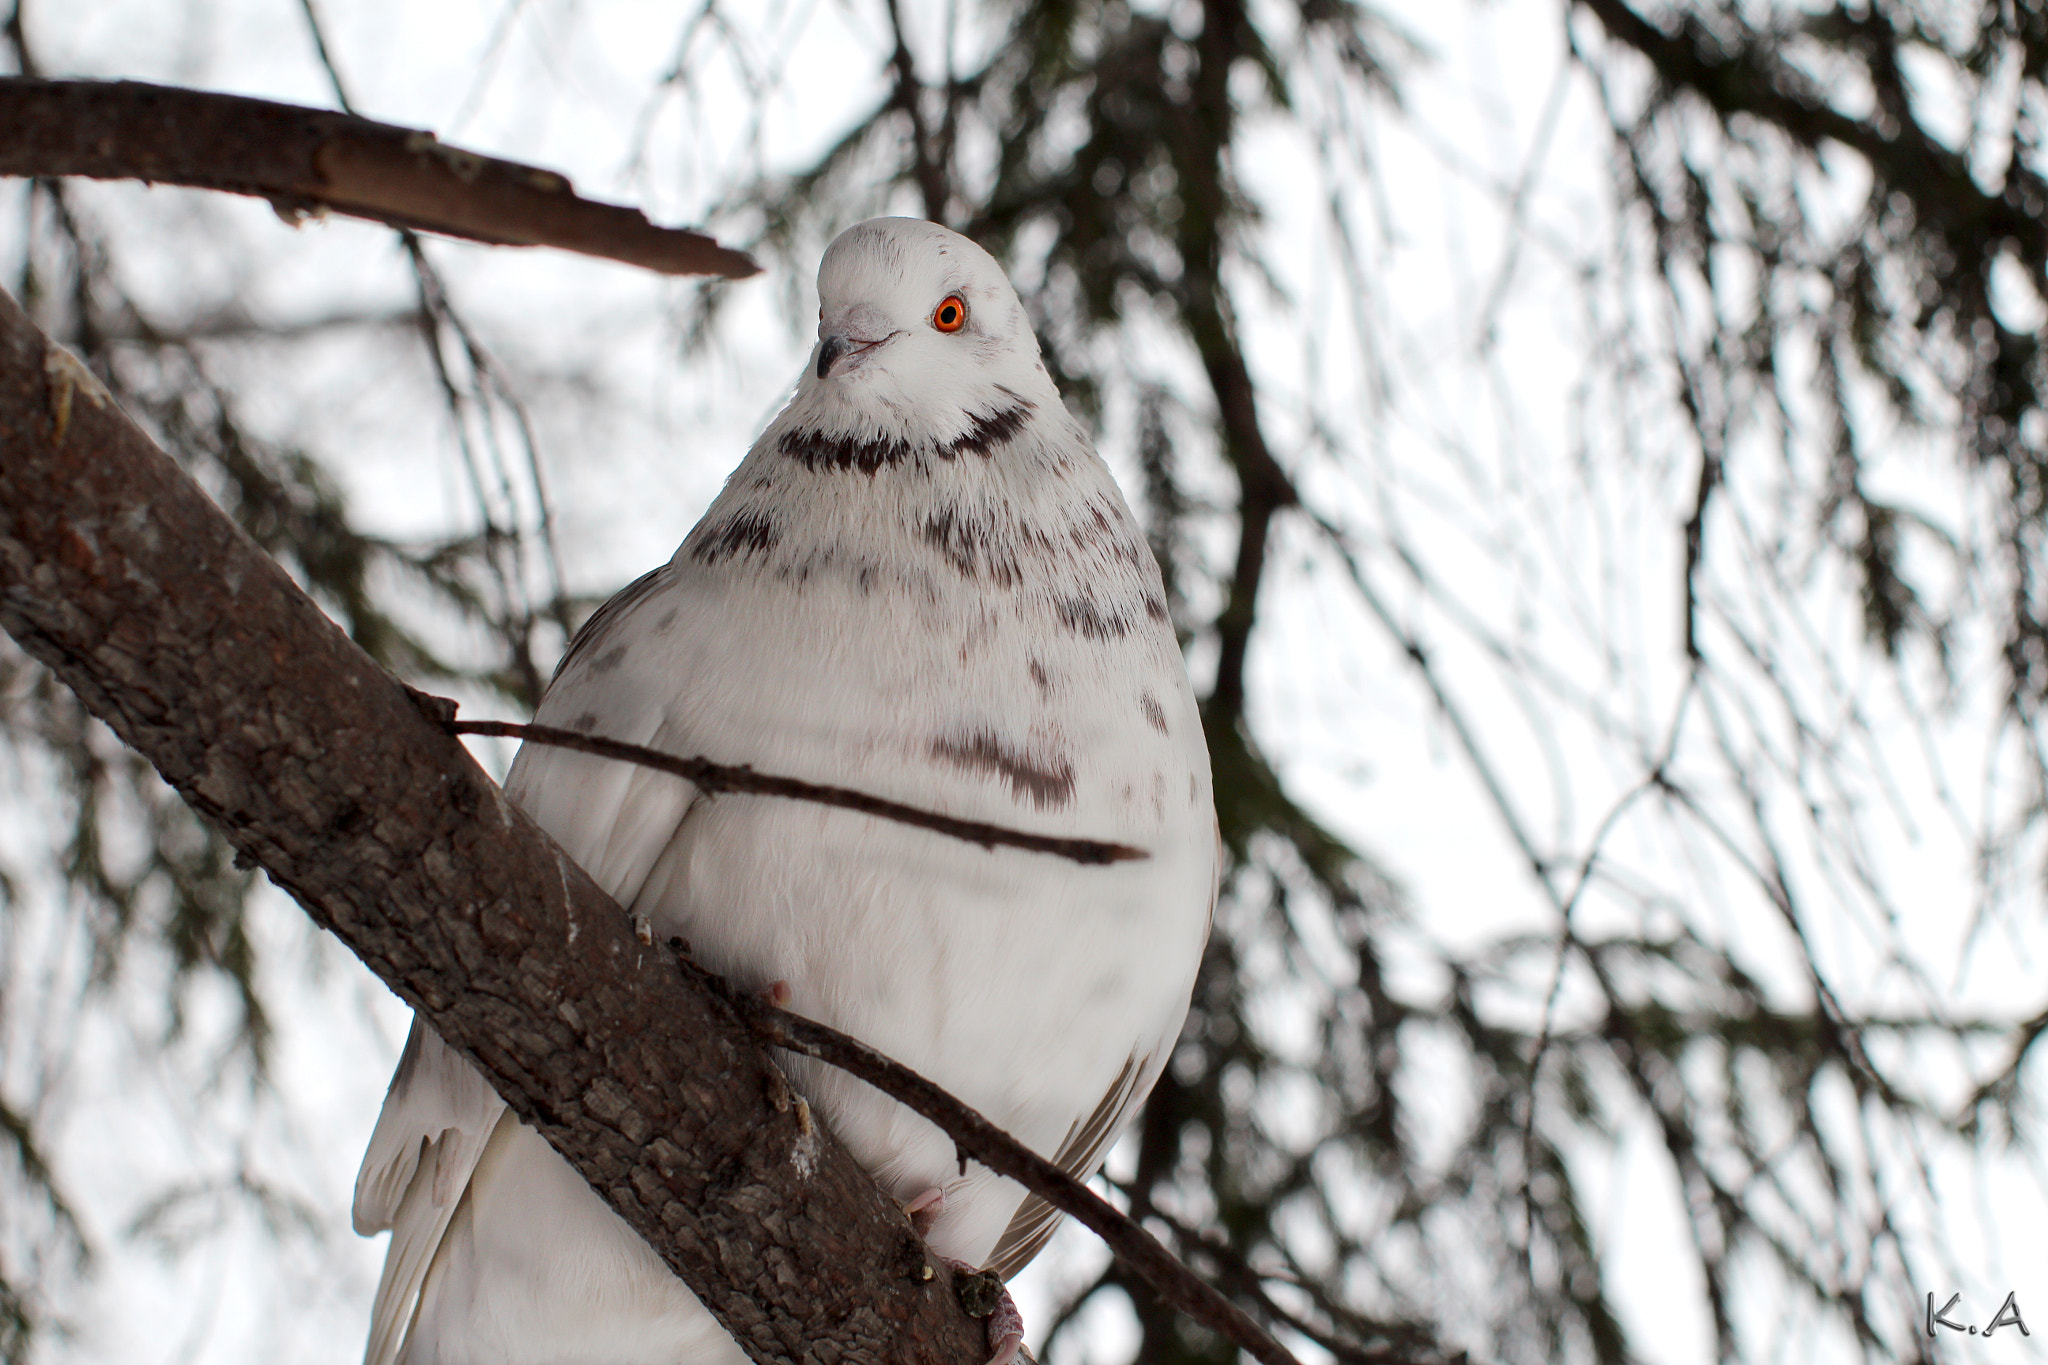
xmin=0 ymin=286 xmax=980 ymax=1365
xmin=0 ymin=79 xmax=760 ymax=278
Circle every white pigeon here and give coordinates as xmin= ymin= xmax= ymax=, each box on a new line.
xmin=352 ymin=217 xmax=1218 ymax=1365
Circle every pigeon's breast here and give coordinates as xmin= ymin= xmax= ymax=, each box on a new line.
xmin=661 ymin=493 xmax=1203 ymax=844
xmin=542 ymin=511 xmax=1214 ymax=1266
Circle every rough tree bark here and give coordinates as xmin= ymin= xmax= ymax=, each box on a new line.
xmin=0 ymin=284 xmax=986 ymax=1365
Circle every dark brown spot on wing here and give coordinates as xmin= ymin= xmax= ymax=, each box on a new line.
xmin=986 ymin=1052 xmax=1150 ymax=1280
xmin=1028 ymin=659 xmax=1051 ymax=695
xmin=1139 ymin=692 xmax=1168 ymax=734
xmin=554 ymin=564 xmax=672 ymax=681
xmin=929 ymin=729 xmax=1075 ymax=810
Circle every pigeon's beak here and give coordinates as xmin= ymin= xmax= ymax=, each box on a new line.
xmin=815 ymin=333 xmax=887 ymax=379
xmin=816 ymin=303 xmax=898 ymax=379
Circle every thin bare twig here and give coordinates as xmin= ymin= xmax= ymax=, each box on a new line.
xmin=447 ymin=718 xmax=1147 ymax=866
xmin=1127 ymin=1202 xmax=1448 ymax=1365
xmin=288 ymin=0 xmax=573 ymax=702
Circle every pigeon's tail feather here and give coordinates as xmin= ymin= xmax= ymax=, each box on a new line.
xmin=356 ymin=1020 xmax=507 ymax=1365
xmin=363 ymin=1131 xmax=475 ymax=1365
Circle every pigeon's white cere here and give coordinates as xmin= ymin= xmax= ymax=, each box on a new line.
xmin=352 ymin=217 xmax=1219 ymax=1365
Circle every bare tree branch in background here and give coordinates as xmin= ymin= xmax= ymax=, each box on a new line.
xmin=709 ymin=4 xmax=2048 ymax=1363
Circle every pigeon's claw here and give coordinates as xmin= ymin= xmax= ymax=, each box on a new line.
xmin=944 ymin=1257 xmax=1026 ymax=1365
xmin=983 ymin=1295 xmax=1025 ymax=1365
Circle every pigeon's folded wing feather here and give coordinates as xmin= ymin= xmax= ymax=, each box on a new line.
xmin=986 ymin=829 xmax=1220 ymax=1280
xmin=507 ymin=574 xmax=706 ymax=913
xmin=985 ymin=1047 xmax=1159 ymax=1279
xmin=354 ymin=1021 xmax=503 ymax=1236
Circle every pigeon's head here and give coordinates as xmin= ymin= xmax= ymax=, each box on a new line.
xmin=800 ymin=218 xmax=1056 ymax=430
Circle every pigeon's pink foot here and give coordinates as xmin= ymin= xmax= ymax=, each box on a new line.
xmin=944 ymin=1256 xmax=1025 ymax=1365
xmin=904 ymin=1186 xmax=945 ymax=1238
xmin=758 ymin=979 xmax=792 ymax=1007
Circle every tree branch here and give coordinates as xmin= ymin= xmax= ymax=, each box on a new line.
xmin=1571 ymin=0 xmax=2048 ymax=262
xmin=1185 ymin=0 xmax=1299 ymax=731
xmin=0 ymin=79 xmax=760 ymax=278
xmin=0 ymin=286 xmax=978 ymax=1364
xmin=882 ymin=0 xmax=949 ymax=223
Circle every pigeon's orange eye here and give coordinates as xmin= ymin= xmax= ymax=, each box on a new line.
xmin=932 ymin=294 xmax=968 ymax=333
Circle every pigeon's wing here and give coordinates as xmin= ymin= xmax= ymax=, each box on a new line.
xmin=983 ymin=1050 xmax=1155 ymax=1280
xmin=985 ymin=826 xmax=1221 ymax=1281
xmin=547 ymin=564 xmax=671 ymax=683
xmin=353 ymin=566 xmax=704 ymax=1365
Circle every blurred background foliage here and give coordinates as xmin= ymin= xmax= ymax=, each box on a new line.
xmin=4 ymin=1 xmax=2047 ymax=1362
